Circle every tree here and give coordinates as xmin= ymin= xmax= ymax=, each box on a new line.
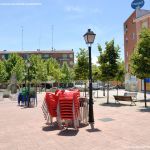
xmin=29 ymin=55 xmax=48 ymax=86
xmin=98 ymin=40 xmax=120 ymax=103
xmin=97 ymin=44 xmax=106 ymax=96
xmin=115 ymin=60 xmax=125 ymax=95
xmin=74 ymin=48 xmax=89 ymax=92
xmin=130 ymin=28 xmax=150 ymax=107
xmin=46 ymin=58 xmax=62 ymax=86
xmin=60 ymin=62 xmax=72 ymax=88
xmin=92 ymin=64 xmax=101 ymax=98
xmin=4 ymin=53 xmax=24 ymax=83
xmin=0 ymin=60 xmax=8 ymax=83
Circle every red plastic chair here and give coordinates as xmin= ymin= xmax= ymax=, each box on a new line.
xmin=57 ymin=90 xmax=80 ymax=129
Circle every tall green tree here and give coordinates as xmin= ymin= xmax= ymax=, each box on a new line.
xmin=92 ymin=64 xmax=100 ymax=82
xmin=60 ymin=62 xmax=72 ymax=87
xmin=74 ymin=48 xmax=89 ymax=91
xmin=98 ymin=40 xmax=120 ymax=103
xmin=115 ymin=60 xmax=125 ymax=95
xmin=29 ymin=55 xmax=47 ymax=85
xmin=4 ymin=53 xmax=24 ymax=83
xmin=130 ymin=28 xmax=150 ymax=107
xmin=0 ymin=60 xmax=8 ymax=83
xmin=47 ymin=58 xmax=62 ymax=86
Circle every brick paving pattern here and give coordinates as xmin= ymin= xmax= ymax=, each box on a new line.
xmin=0 ymin=90 xmax=150 ymax=150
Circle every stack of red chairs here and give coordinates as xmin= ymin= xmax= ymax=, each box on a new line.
xmin=44 ymin=92 xmax=58 ymax=124
xmin=57 ymin=90 xmax=80 ymax=129
xmin=42 ymin=89 xmax=80 ymax=129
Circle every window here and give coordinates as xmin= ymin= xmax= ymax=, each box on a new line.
xmin=42 ymin=54 xmax=49 ymax=59
xmin=132 ymin=33 xmax=135 ymax=40
xmin=142 ymin=21 xmax=148 ymax=28
xmin=125 ymin=37 xmax=128 ymax=43
xmin=62 ymin=54 xmax=67 ymax=58
xmin=124 ymin=24 xmax=128 ymax=33
xmin=126 ymin=51 xmax=128 ymax=57
xmin=69 ymin=54 xmax=73 ymax=58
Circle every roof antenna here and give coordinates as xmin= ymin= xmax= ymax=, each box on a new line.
xmin=51 ymin=25 xmax=54 ymax=51
xmin=38 ymin=30 xmax=41 ymax=51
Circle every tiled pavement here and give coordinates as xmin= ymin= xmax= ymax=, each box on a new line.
xmin=0 ymin=90 xmax=150 ymax=150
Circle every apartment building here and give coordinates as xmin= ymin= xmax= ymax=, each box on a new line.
xmin=124 ymin=8 xmax=150 ymax=91
xmin=0 ymin=49 xmax=74 ymax=67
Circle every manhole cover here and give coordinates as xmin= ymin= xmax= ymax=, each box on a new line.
xmin=99 ymin=118 xmax=114 ymax=122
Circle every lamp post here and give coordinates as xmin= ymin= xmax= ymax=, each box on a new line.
xmin=83 ymin=29 xmax=96 ymax=129
xmin=26 ymin=61 xmax=31 ymax=107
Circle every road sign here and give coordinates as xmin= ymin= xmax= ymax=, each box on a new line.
xmin=131 ymin=0 xmax=145 ymax=9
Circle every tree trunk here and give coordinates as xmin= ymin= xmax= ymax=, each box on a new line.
xmin=97 ymin=82 xmax=98 ymax=98
xmin=107 ymin=81 xmax=109 ymax=104
xmin=117 ymin=80 xmax=118 ymax=96
xmin=85 ymin=82 xmax=87 ymax=98
xmin=103 ymin=82 xmax=105 ymax=96
xmin=45 ymin=83 xmax=46 ymax=92
xmin=144 ymin=79 xmax=147 ymax=107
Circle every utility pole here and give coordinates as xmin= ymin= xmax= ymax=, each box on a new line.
xmin=51 ymin=25 xmax=54 ymax=51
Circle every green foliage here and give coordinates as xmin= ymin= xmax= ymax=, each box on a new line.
xmin=115 ymin=60 xmax=125 ymax=83
xmin=98 ymin=40 xmax=120 ymax=81
xmin=4 ymin=53 xmax=24 ymax=82
xmin=46 ymin=58 xmax=61 ymax=82
xmin=0 ymin=60 xmax=8 ymax=83
xmin=92 ymin=64 xmax=101 ymax=82
xmin=29 ymin=55 xmax=47 ymax=84
xmin=60 ymin=62 xmax=72 ymax=85
xmin=74 ymin=48 xmax=89 ymax=81
xmin=131 ymin=28 xmax=150 ymax=79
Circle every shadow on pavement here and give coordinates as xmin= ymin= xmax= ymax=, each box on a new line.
xmin=100 ymin=102 xmax=131 ymax=107
xmin=86 ymin=128 xmax=101 ymax=132
xmin=138 ymin=107 xmax=150 ymax=112
xmin=79 ymin=123 xmax=89 ymax=128
xmin=139 ymin=98 xmax=150 ymax=102
xmin=58 ymin=129 xmax=79 ymax=136
xmin=42 ymin=124 xmax=60 ymax=131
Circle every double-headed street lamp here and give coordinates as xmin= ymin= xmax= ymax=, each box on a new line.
xmin=83 ymin=29 xmax=96 ymax=129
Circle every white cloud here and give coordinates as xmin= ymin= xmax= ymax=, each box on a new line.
xmin=92 ymin=55 xmax=98 ymax=65
xmin=65 ymin=6 xmax=83 ymax=13
xmin=90 ymin=8 xmax=102 ymax=14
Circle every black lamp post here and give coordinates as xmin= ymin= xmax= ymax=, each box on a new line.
xmin=26 ymin=61 xmax=31 ymax=107
xmin=83 ymin=29 xmax=96 ymax=129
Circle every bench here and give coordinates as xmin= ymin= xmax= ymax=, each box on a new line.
xmin=124 ymin=92 xmax=137 ymax=100
xmin=114 ymin=95 xmax=136 ymax=106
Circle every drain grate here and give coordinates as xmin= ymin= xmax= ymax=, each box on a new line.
xmin=98 ymin=118 xmax=114 ymax=122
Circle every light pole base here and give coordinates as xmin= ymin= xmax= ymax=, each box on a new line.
xmin=89 ymin=122 xmax=94 ymax=129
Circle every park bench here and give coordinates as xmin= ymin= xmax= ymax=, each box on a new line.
xmin=124 ymin=92 xmax=137 ymax=101
xmin=114 ymin=95 xmax=136 ymax=106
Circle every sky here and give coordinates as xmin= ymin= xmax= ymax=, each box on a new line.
xmin=0 ymin=0 xmax=149 ymax=64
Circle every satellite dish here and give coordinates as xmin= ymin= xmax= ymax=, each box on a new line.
xmin=131 ymin=0 xmax=145 ymax=9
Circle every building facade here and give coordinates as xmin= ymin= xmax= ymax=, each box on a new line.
xmin=0 ymin=49 xmax=74 ymax=67
xmin=124 ymin=8 xmax=150 ymax=91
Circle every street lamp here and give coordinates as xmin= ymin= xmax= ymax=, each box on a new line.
xmin=83 ymin=29 xmax=96 ymax=129
xmin=26 ymin=61 xmax=31 ymax=107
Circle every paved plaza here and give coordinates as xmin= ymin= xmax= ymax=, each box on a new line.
xmin=0 ymin=89 xmax=150 ymax=150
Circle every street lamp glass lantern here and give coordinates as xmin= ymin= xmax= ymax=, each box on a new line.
xmin=83 ymin=29 xmax=96 ymax=45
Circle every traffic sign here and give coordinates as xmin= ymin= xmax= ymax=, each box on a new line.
xmin=131 ymin=0 xmax=145 ymax=9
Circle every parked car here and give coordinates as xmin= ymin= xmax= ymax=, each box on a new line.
xmin=92 ymin=83 xmax=101 ymax=90
xmin=74 ymin=83 xmax=88 ymax=91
